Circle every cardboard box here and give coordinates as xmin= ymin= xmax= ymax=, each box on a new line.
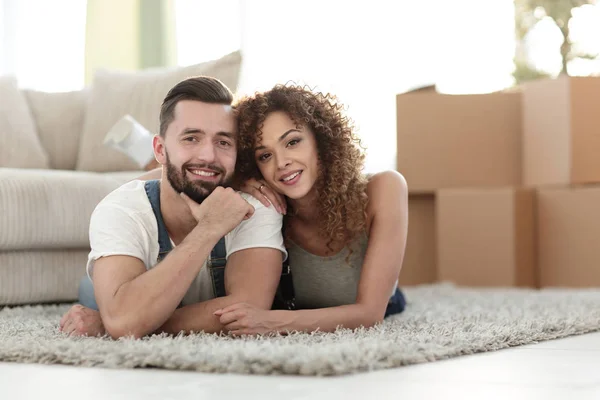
xmin=396 ymin=90 xmax=522 ymax=193
xmin=398 ymin=194 xmax=437 ymax=286
xmin=538 ymin=186 xmax=600 ymax=287
xmin=437 ymin=188 xmax=536 ymax=287
xmin=523 ymin=76 xmax=600 ymax=186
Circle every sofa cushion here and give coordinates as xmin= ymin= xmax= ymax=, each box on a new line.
xmin=0 ymin=76 xmax=50 ymax=169
xmin=0 ymin=168 xmax=142 ymax=251
xmin=75 ymin=51 xmax=242 ymax=172
xmin=24 ymin=89 xmax=88 ymax=170
xmin=0 ymin=249 xmax=88 ymax=305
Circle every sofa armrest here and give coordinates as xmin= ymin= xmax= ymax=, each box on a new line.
xmin=0 ymin=168 xmax=142 ymax=250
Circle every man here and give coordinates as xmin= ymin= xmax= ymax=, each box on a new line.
xmin=59 ymin=76 xmax=286 ymax=338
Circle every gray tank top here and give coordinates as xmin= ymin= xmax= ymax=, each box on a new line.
xmin=287 ymin=233 xmax=398 ymax=309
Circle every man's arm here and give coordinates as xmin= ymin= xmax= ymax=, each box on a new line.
xmin=157 ymin=247 xmax=282 ymax=335
xmin=158 ymin=192 xmax=285 ymax=335
xmin=93 ymin=226 xmax=220 ymax=339
xmin=93 ymin=187 xmax=255 ymax=339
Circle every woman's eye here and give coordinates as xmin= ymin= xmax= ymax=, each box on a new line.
xmin=219 ymin=140 xmax=231 ymax=147
xmin=258 ymin=153 xmax=271 ymax=162
xmin=287 ymin=138 xmax=300 ymax=147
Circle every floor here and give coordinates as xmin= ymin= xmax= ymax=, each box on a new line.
xmin=2 ymin=332 xmax=600 ymax=400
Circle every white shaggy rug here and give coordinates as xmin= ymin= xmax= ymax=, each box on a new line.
xmin=2 ymin=283 xmax=600 ymax=376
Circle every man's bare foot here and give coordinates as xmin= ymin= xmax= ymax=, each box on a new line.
xmin=59 ymin=304 xmax=105 ymax=337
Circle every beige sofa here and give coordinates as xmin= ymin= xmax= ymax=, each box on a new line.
xmin=0 ymin=51 xmax=241 ymax=305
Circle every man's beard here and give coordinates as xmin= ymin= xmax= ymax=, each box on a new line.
xmin=165 ymin=153 xmax=232 ymax=204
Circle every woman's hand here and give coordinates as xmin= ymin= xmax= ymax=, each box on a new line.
xmin=214 ymin=303 xmax=287 ymax=336
xmin=238 ymin=178 xmax=286 ymax=215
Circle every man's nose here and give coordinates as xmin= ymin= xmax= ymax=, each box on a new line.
xmin=195 ymin=142 xmax=216 ymax=163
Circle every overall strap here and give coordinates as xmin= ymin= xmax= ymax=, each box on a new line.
xmin=272 ymin=222 xmax=295 ymax=310
xmin=208 ymin=237 xmax=227 ymax=298
xmin=144 ymin=180 xmax=228 ymax=299
xmin=145 ymin=180 xmax=185 ymax=308
xmin=144 ymin=180 xmax=173 ymax=261
xmin=273 ymin=256 xmax=295 ymax=310
xmin=210 ymin=238 xmax=227 ymax=267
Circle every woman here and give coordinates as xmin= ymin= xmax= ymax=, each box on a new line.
xmin=213 ymin=84 xmax=409 ymax=335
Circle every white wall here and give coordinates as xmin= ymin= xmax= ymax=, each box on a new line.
xmin=0 ymin=0 xmax=86 ymax=92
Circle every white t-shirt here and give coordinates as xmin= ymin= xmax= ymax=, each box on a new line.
xmin=86 ymin=180 xmax=287 ymax=305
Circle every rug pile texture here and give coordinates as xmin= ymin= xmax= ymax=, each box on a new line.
xmin=2 ymin=284 xmax=600 ymax=376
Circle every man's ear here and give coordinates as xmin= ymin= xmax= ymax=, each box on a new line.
xmin=153 ymin=135 xmax=167 ymax=165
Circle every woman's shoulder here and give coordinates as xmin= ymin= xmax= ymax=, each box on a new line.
xmin=364 ymin=170 xmax=408 ymax=224
xmin=365 ymin=170 xmax=408 ymax=196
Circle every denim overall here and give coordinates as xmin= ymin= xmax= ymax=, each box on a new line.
xmin=78 ymin=180 xmax=295 ymax=311
xmin=384 ymin=288 xmax=407 ymax=318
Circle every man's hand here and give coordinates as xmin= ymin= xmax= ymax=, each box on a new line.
xmin=59 ymin=304 xmax=105 ymax=337
xmin=180 ymin=187 xmax=255 ymax=238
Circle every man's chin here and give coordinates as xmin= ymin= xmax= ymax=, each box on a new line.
xmin=182 ymin=182 xmax=220 ymax=203
xmin=194 ymin=181 xmax=219 ymax=193
xmin=183 ymin=189 xmax=209 ymax=204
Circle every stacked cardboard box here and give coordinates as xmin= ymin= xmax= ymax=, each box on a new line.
xmin=400 ymin=193 xmax=436 ymax=285
xmin=396 ymin=75 xmax=600 ymax=288
xmin=524 ymin=76 xmax=600 ymax=287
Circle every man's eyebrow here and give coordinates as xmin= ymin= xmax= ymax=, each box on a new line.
xmin=254 ymin=129 xmax=300 ymax=151
xmin=179 ymin=127 xmax=205 ymax=136
xmin=179 ymin=128 xmax=235 ymax=140
xmin=216 ymin=131 xmax=236 ymax=140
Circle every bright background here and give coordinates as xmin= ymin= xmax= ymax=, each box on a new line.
xmin=1 ymin=0 xmax=599 ymax=173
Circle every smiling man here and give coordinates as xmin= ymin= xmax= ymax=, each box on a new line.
xmin=59 ymin=76 xmax=287 ymax=339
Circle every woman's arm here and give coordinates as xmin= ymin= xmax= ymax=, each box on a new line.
xmin=353 ymin=169 xmax=409 ymax=321
xmin=216 ymin=170 xmax=409 ymax=334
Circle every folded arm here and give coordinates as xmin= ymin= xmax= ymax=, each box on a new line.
xmin=93 ymin=190 xmax=284 ymax=338
xmin=159 ymin=195 xmax=285 ymax=335
xmin=93 ymin=225 xmax=219 ymax=339
xmin=94 ymin=233 xmax=282 ymax=338
xmin=157 ymin=247 xmax=282 ymax=335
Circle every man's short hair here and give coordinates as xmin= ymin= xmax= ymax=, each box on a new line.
xmin=159 ymin=76 xmax=234 ymax=137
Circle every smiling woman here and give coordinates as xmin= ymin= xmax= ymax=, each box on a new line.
xmin=251 ymin=114 xmax=320 ymax=203
xmin=220 ymin=84 xmax=409 ymax=336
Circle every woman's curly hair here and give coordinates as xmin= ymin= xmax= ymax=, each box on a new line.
xmin=234 ymin=84 xmax=369 ymax=252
